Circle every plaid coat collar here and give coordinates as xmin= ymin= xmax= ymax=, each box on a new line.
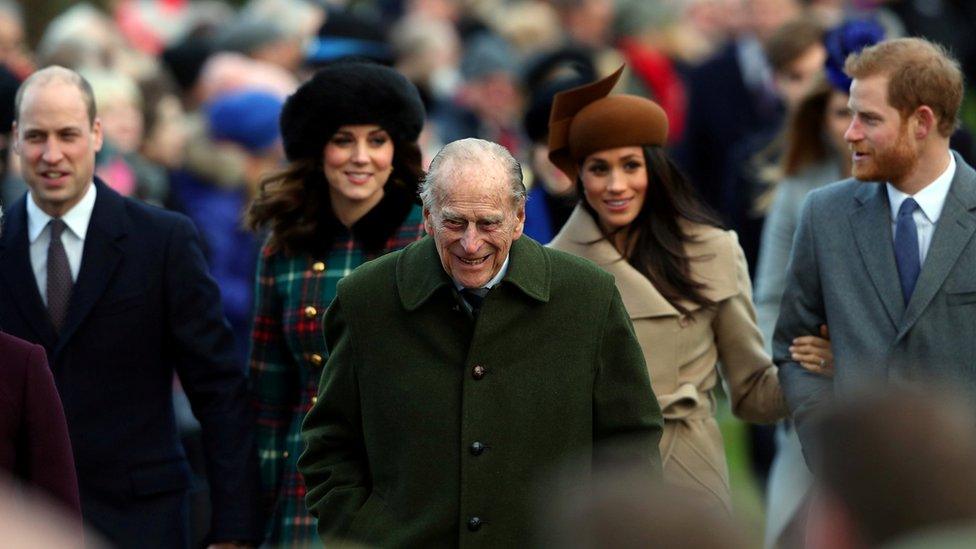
xmin=396 ymin=235 xmax=551 ymax=311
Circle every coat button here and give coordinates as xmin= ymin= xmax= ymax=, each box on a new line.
xmin=312 ymin=261 xmax=326 ymax=272
xmin=469 ymin=442 xmax=485 ymax=456
xmin=467 ymin=517 xmax=482 ymax=532
xmin=304 ymin=306 xmax=318 ymax=319
xmin=309 ymin=353 xmax=323 ymax=366
xmin=472 ymin=365 xmax=486 ymax=380
xmin=311 ymin=396 xmax=318 ymax=405
xmin=283 ymin=451 xmax=290 ymax=458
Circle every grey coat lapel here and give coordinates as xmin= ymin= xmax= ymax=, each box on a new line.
xmin=897 ymin=154 xmax=976 ymax=340
xmin=849 ymin=182 xmax=904 ymax=328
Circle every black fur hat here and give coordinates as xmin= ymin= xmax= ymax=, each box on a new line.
xmin=280 ymin=61 xmax=425 ymax=162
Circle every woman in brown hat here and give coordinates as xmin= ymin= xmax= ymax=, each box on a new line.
xmin=245 ymin=60 xmax=427 ymax=546
xmin=547 ymin=67 xmax=832 ymax=512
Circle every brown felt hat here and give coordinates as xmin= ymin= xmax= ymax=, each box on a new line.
xmin=548 ymin=66 xmax=668 ymax=180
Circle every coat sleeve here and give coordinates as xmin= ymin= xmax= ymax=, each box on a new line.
xmin=592 ymin=285 xmax=664 ymax=473
xmin=774 ymin=193 xmax=832 ymax=465
xmin=247 ymin=246 xmax=299 ymax=516
xmin=164 ymin=215 xmax=263 ymax=544
xmin=22 ymin=343 xmax=82 ymax=521
xmin=298 ymin=292 xmax=370 ymax=541
xmin=714 ymin=233 xmax=787 ymax=423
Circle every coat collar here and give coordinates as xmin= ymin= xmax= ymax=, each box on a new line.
xmin=550 ymin=205 xmax=738 ymax=318
xmin=318 ymin=183 xmax=417 ymax=255
xmin=0 ymin=178 xmax=128 ymax=353
xmin=397 ymin=235 xmax=551 ymax=311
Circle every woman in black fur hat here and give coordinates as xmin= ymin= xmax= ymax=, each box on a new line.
xmin=245 ymin=60 xmax=426 ymax=546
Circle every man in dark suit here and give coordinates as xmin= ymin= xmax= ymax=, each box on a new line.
xmin=776 ymin=38 xmax=976 ymax=460
xmin=0 ymin=66 xmax=261 ymax=548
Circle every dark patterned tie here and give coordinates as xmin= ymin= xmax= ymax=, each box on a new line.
xmin=460 ymin=288 xmax=487 ymax=318
xmin=893 ymin=198 xmax=920 ymax=304
xmin=47 ymin=218 xmax=72 ymax=331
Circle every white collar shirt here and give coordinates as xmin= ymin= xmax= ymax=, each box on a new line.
xmin=886 ymin=151 xmax=955 ymax=266
xmin=27 ymin=182 xmax=96 ymax=305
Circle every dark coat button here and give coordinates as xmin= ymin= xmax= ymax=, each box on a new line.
xmin=470 ymin=441 xmax=485 ymax=456
xmin=468 ymin=517 xmax=482 ymax=531
xmin=472 ymin=365 xmax=486 ymax=380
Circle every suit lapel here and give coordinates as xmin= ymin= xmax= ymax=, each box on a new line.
xmin=898 ymin=156 xmax=976 ymax=340
xmin=52 ymin=180 xmax=127 ymax=359
xmin=849 ymin=182 xmax=904 ymax=328
xmin=0 ymin=196 xmax=58 ymax=349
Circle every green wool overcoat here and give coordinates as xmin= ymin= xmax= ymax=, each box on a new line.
xmin=298 ymin=235 xmax=663 ymax=548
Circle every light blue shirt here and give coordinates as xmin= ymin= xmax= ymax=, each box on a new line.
xmin=886 ymin=151 xmax=955 ymax=266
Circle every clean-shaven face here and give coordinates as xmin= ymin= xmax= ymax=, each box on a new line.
xmin=14 ymin=79 xmax=103 ymax=217
xmin=424 ymin=161 xmax=525 ymax=289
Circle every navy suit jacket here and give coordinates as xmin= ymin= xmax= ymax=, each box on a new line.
xmin=0 ymin=180 xmax=261 ymax=547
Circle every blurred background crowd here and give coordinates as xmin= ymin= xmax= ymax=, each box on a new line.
xmin=4 ymin=0 xmax=976 ymax=547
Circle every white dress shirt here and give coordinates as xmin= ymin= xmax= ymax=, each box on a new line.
xmin=27 ymin=183 xmax=96 ymax=305
xmin=886 ymin=152 xmax=955 ymax=266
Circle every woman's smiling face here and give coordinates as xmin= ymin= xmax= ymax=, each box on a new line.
xmin=580 ymin=146 xmax=648 ymax=232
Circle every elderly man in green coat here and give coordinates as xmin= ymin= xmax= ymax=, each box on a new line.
xmin=298 ymin=138 xmax=663 ymax=547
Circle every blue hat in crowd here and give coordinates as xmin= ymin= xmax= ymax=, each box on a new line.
xmin=206 ymin=89 xmax=284 ymax=153
xmin=824 ymin=19 xmax=886 ymax=93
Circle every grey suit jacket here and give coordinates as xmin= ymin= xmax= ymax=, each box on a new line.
xmin=775 ymin=151 xmax=976 ymax=458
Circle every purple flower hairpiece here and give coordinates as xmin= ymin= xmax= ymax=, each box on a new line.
xmin=824 ymin=19 xmax=886 ymax=93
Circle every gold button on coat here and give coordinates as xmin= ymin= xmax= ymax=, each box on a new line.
xmin=312 ymin=261 xmax=326 ymax=272
xmin=309 ymin=353 xmax=323 ymax=366
xmin=311 ymin=396 xmax=318 ymax=404
xmin=304 ymin=306 xmax=318 ymax=319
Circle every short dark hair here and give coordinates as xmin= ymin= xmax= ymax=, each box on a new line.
xmin=14 ymin=65 xmax=97 ymax=126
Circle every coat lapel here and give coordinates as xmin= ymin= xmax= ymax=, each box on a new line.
xmin=52 ymin=180 xmax=128 ymax=359
xmin=550 ymin=206 xmax=679 ymax=319
xmin=0 ymin=196 xmax=58 ymax=348
xmin=897 ymin=155 xmax=976 ymax=340
xmin=849 ymin=182 xmax=904 ymax=328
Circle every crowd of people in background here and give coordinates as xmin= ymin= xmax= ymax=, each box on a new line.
xmin=4 ymin=0 xmax=976 ymax=547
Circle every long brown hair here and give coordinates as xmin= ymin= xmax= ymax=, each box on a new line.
xmin=580 ymin=145 xmax=723 ymax=317
xmin=246 ymin=137 xmax=424 ymax=256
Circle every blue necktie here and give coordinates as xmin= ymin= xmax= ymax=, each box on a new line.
xmin=894 ymin=198 xmax=920 ymax=304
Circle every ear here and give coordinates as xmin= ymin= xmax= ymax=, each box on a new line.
xmin=512 ymin=202 xmax=525 ymax=240
xmin=10 ymin=121 xmax=18 ymax=152
xmin=422 ymin=207 xmax=435 ymax=237
xmin=92 ymin=117 xmax=104 ymax=152
xmin=912 ymin=106 xmax=937 ymax=140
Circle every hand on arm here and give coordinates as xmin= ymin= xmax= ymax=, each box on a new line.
xmin=791 ymin=324 xmax=833 ymax=377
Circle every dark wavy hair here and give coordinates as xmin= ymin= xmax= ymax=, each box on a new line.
xmin=578 ymin=145 xmax=723 ymax=317
xmin=246 ymin=136 xmax=424 ymax=256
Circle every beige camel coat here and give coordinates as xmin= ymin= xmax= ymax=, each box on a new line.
xmin=550 ymin=206 xmax=786 ymax=512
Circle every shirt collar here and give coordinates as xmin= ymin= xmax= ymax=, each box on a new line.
xmin=26 ymin=181 xmax=97 ymax=243
xmin=453 ymin=255 xmax=510 ymax=292
xmin=886 ymin=151 xmax=955 ymax=224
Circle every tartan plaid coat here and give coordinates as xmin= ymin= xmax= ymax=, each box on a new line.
xmin=249 ymin=189 xmax=425 ymax=547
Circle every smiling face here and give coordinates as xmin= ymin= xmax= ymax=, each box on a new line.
xmin=580 ymin=146 xmax=648 ymax=233
xmin=845 ymin=74 xmax=919 ymax=185
xmin=323 ymin=124 xmax=395 ymax=213
xmin=424 ymin=160 xmax=525 ymax=289
xmin=14 ymin=79 xmax=103 ymax=217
